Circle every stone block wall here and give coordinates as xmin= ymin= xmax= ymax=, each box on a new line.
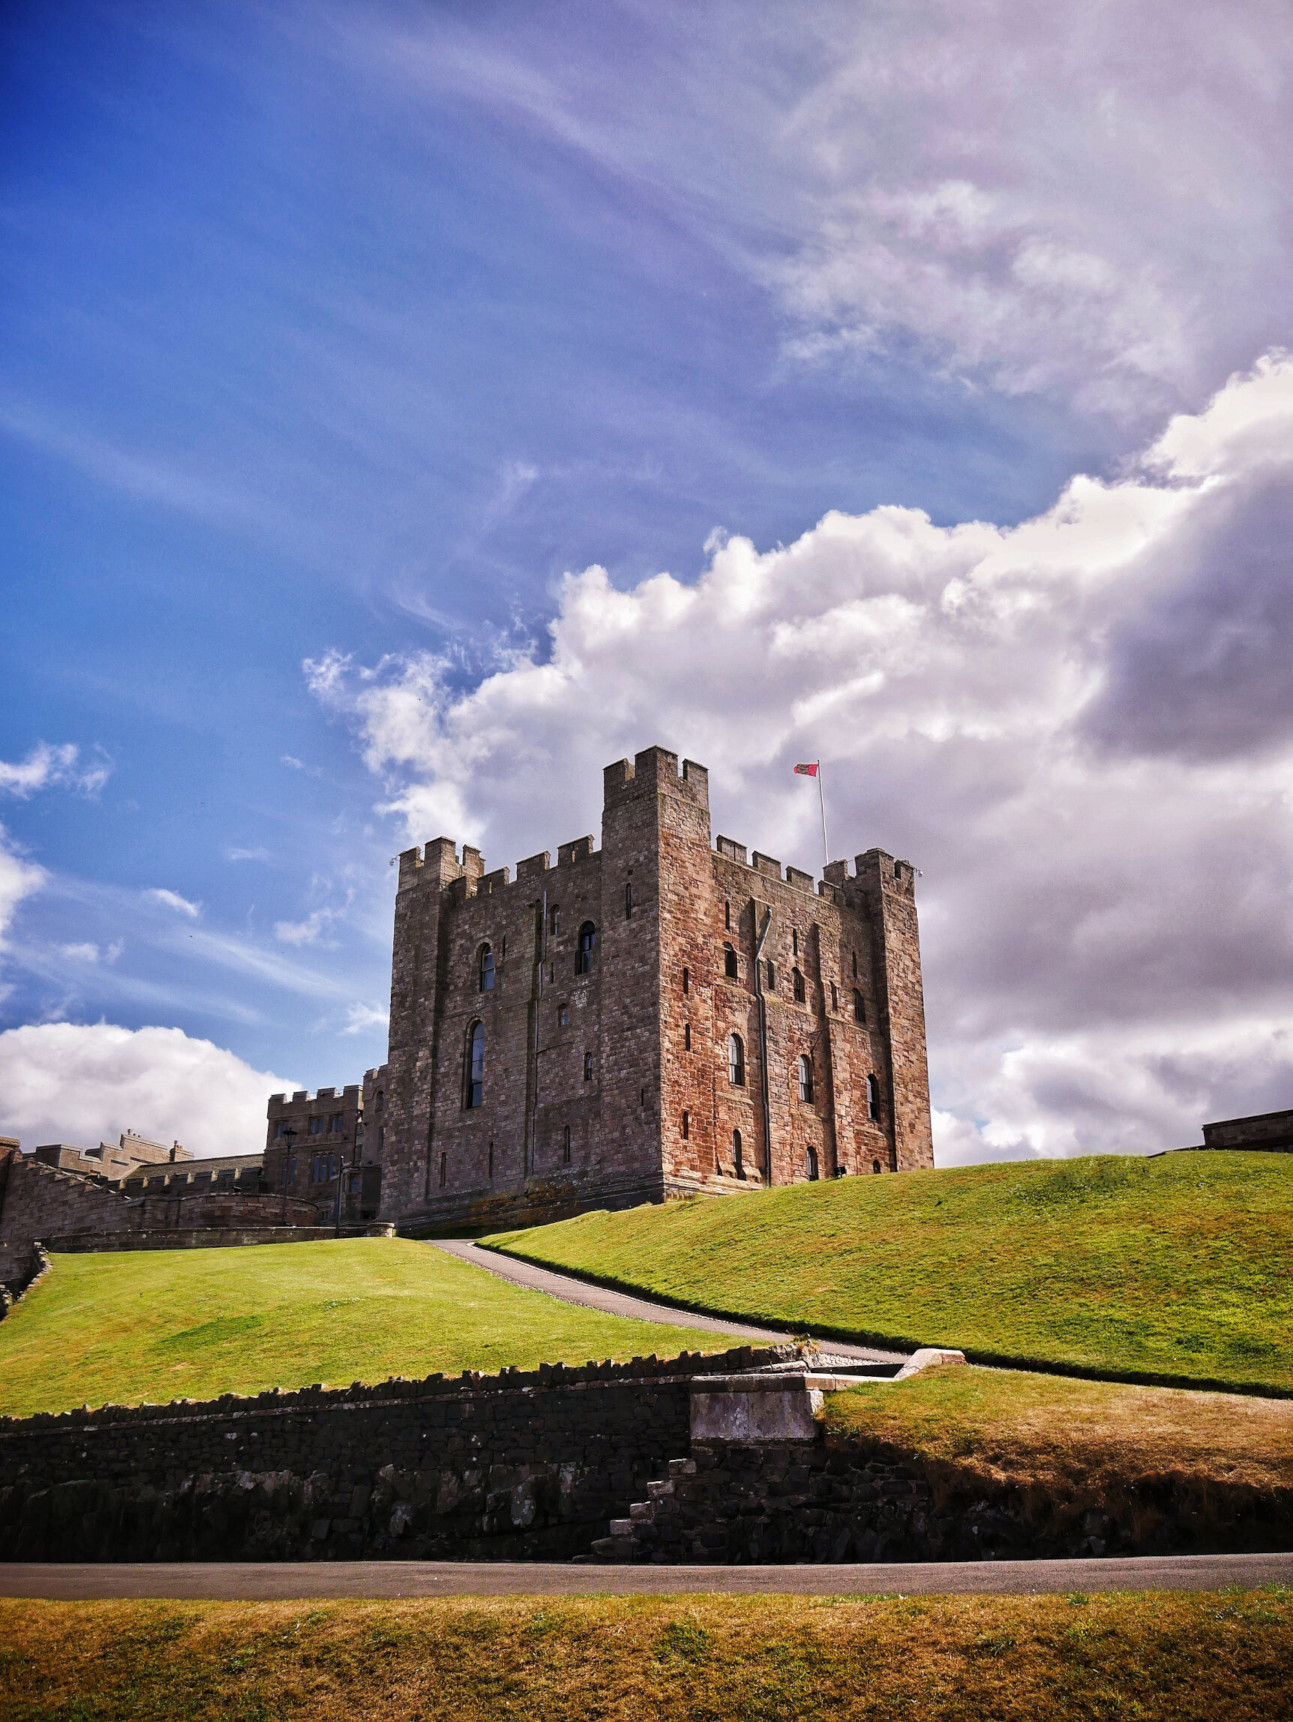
xmin=0 ymin=1154 xmax=137 ymax=1283
xmin=0 ymin=1344 xmax=794 ymax=1563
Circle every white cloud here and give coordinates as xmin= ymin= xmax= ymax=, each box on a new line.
xmin=58 ymin=943 xmax=101 ymax=963
xmin=0 ymin=1022 xmax=295 ymax=1159
xmin=146 ymin=888 xmax=201 ymax=919
xmin=0 ymin=741 xmax=110 ymax=799
xmin=310 ymin=353 xmax=1293 ymax=1162
xmin=343 ymin=1002 xmax=389 ymax=1035
xmin=274 ymin=908 xmax=335 ymax=946
xmin=226 ymin=846 xmax=271 ymax=863
xmin=372 ymin=0 xmax=1293 ymax=422
xmin=0 ymin=827 xmax=45 ymax=954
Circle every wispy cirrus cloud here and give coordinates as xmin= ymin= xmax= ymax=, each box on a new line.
xmin=0 ymin=741 xmax=110 ymax=799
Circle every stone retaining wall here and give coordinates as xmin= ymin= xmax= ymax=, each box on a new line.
xmin=0 ymin=1344 xmax=794 ymax=1563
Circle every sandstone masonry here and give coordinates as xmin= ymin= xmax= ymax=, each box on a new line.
xmin=379 ymin=745 xmax=933 ymax=1234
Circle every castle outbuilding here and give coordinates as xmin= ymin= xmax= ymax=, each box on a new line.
xmin=374 ymin=745 xmax=933 ymax=1233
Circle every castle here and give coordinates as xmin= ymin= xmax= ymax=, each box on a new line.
xmin=342 ymin=744 xmax=932 ymax=1232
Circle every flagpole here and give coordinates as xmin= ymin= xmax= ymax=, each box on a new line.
xmin=817 ymin=764 xmax=830 ymax=870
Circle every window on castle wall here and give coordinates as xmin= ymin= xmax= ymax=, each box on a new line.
xmin=867 ymin=1073 xmax=880 ymax=1122
xmin=724 ymin=942 xmax=738 ymax=980
xmin=375 ymin=1090 xmax=384 ymax=1111
xmin=851 ymin=952 xmax=858 ymax=979
xmin=854 ymin=990 xmax=866 ymax=1024
xmin=873 ymin=1159 xmax=882 ymax=1175
xmin=625 ymin=881 xmax=633 ymax=919
xmin=559 ymin=1004 xmax=570 ymax=1027
xmin=766 ymin=959 xmax=775 ymax=991
xmin=439 ymin=1154 xmax=447 ymax=1188
xmin=584 ymin=1051 xmax=594 ymax=1081
xmin=563 ymin=1125 xmax=572 ymax=1163
xmin=550 ymin=906 xmax=560 ymax=937
xmin=806 ymin=1144 xmax=819 ymax=1181
xmin=308 ymin=1116 xmax=324 ymax=1136
xmin=728 ymin=1033 xmax=745 ymax=1086
xmin=792 ymin=929 xmax=799 ymax=957
xmin=681 ymin=1111 xmax=689 ymax=1141
xmin=793 ymin=967 xmax=806 ymax=1003
xmin=733 ymin=1129 xmax=743 ymax=1177
xmin=684 ymin=1022 xmax=691 ymax=1051
xmin=798 ymin=1054 xmax=814 ymax=1104
xmin=465 ymin=1021 xmax=485 ymax=1109
xmin=725 ymin=900 xmax=731 ymax=930
xmin=328 ymin=1114 xmax=344 ymax=1134
xmin=682 ymin=966 xmax=689 ymax=995
xmin=577 ymin=921 xmax=597 ymax=973
xmin=273 ymin=1121 xmax=286 ymax=1139
xmin=479 ymin=944 xmax=495 ymax=991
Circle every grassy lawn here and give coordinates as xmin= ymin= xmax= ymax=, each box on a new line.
xmin=824 ymin=1362 xmax=1293 ymax=1492
xmin=0 ymin=1237 xmax=736 ymax=1418
xmin=3 ymin=1594 xmax=1291 ymax=1721
xmin=486 ymin=1152 xmax=1293 ymax=1393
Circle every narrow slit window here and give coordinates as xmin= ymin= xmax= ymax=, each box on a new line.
xmin=792 ymin=928 xmax=799 ymax=957
xmin=724 ymin=900 xmax=732 ymax=931
xmin=793 ymin=967 xmax=805 ymax=1003
xmin=681 ymin=1111 xmax=690 ymax=1141
xmin=439 ymin=1153 xmax=447 ymax=1188
xmin=549 ymin=906 xmax=561 ymax=937
xmin=684 ymin=1022 xmax=691 ymax=1051
xmin=798 ymin=1054 xmax=814 ymax=1103
xmin=728 ymin=1033 xmax=745 ymax=1087
xmin=830 ymin=982 xmax=838 ymax=1012
xmin=732 ymin=1129 xmax=743 ymax=1178
xmin=465 ymin=1021 xmax=484 ymax=1109
xmin=625 ymin=881 xmax=633 ymax=919
xmin=853 ymin=989 xmax=865 ymax=1023
xmin=563 ymin=1125 xmax=572 ymax=1163
xmin=583 ymin=1051 xmax=594 ymax=1082
xmin=682 ymin=966 xmax=690 ymax=995
xmin=576 ymin=921 xmax=597 ymax=974
xmin=852 ymin=951 xmax=858 ymax=979
xmin=766 ymin=959 xmax=776 ymax=991
xmin=479 ymin=944 xmax=495 ymax=991
xmin=866 ymin=1073 xmax=880 ymax=1122
xmin=724 ymin=942 xmax=738 ymax=980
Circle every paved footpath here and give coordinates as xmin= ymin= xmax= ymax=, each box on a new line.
xmin=428 ymin=1239 xmax=907 ymax=1365
xmin=3 ymin=1552 xmax=1291 ymax=1600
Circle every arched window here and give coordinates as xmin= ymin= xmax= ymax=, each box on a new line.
xmin=479 ymin=944 xmax=495 ymax=991
xmin=563 ymin=1125 xmax=572 ymax=1163
xmin=728 ymin=1033 xmax=745 ymax=1087
xmin=866 ymin=1073 xmax=880 ymax=1121
xmin=682 ymin=966 xmax=690 ymax=995
xmin=576 ymin=921 xmax=597 ymax=974
xmin=798 ymin=1054 xmax=814 ymax=1104
xmin=624 ymin=881 xmax=633 ymax=919
xmin=583 ymin=1050 xmax=594 ymax=1082
xmin=375 ymin=1089 xmax=384 ymax=1111
xmin=684 ymin=1022 xmax=691 ymax=1051
xmin=681 ymin=1111 xmax=690 ymax=1141
xmin=853 ymin=990 xmax=866 ymax=1024
xmin=806 ymin=1144 xmax=819 ymax=1181
xmin=724 ymin=942 xmax=738 ymax=980
xmin=465 ymin=1021 xmax=484 ymax=1108
xmin=872 ymin=1159 xmax=882 ymax=1175
xmin=793 ymin=967 xmax=805 ymax=1003
xmin=732 ymin=1129 xmax=743 ymax=1178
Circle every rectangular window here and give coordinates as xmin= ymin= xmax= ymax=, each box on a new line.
xmin=439 ymin=1153 xmax=447 ymax=1188
xmin=583 ymin=1051 xmax=594 ymax=1081
xmin=328 ymin=1113 xmax=344 ymax=1134
xmin=559 ymin=1004 xmax=569 ymax=1027
xmin=308 ymin=1116 xmax=324 ymax=1136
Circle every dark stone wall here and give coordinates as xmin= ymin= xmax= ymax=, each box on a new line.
xmin=0 ymin=1344 xmax=788 ymax=1563
xmin=619 ymin=1438 xmax=1293 ymax=1566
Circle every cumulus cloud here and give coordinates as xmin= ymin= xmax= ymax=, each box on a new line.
xmin=309 ymin=353 xmax=1293 ymax=1162
xmin=0 ymin=741 xmax=110 ymax=798
xmin=0 ymin=1022 xmax=295 ymax=1159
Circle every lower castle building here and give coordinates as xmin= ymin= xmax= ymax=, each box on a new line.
xmin=332 ymin=744 xmax=932 ymax=1233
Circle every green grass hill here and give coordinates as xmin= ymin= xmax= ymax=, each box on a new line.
xmin=0 ymin=1237 xmax=735 ymax=1418
xmin=486 ymin=1152 xmax=1293 ymax=1394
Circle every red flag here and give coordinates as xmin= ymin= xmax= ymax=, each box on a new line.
xmin=794 ymin=762 xmax=819 ymax=777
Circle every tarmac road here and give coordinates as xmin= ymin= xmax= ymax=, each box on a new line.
xmin=3 ymin=1552 xmax=1291 ymax=1599
xmin=427 ymin=1238 xmax=907 ymax=1365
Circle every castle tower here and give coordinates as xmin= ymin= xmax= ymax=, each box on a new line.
xmin=378 ymin=747 xmax=933 ymax=1233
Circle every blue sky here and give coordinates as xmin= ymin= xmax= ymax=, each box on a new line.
xmin=3 ymin=1 xmax=1292 ymax=1157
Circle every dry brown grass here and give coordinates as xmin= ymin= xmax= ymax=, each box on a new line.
xmin=3 ymin=1592 xmax=1292 ymax=1721
xmin=824 ymin=1364 xmax=1293 ymax=1493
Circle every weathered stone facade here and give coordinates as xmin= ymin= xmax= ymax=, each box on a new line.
xmin=380 ymin=746 xmax=933 ymax=1234
xmin=263 ymin=1067 xmax=387 ymax=1225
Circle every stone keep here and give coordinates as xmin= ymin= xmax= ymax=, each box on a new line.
xmin=379 ymin=746 xmax=933 ymax=1233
